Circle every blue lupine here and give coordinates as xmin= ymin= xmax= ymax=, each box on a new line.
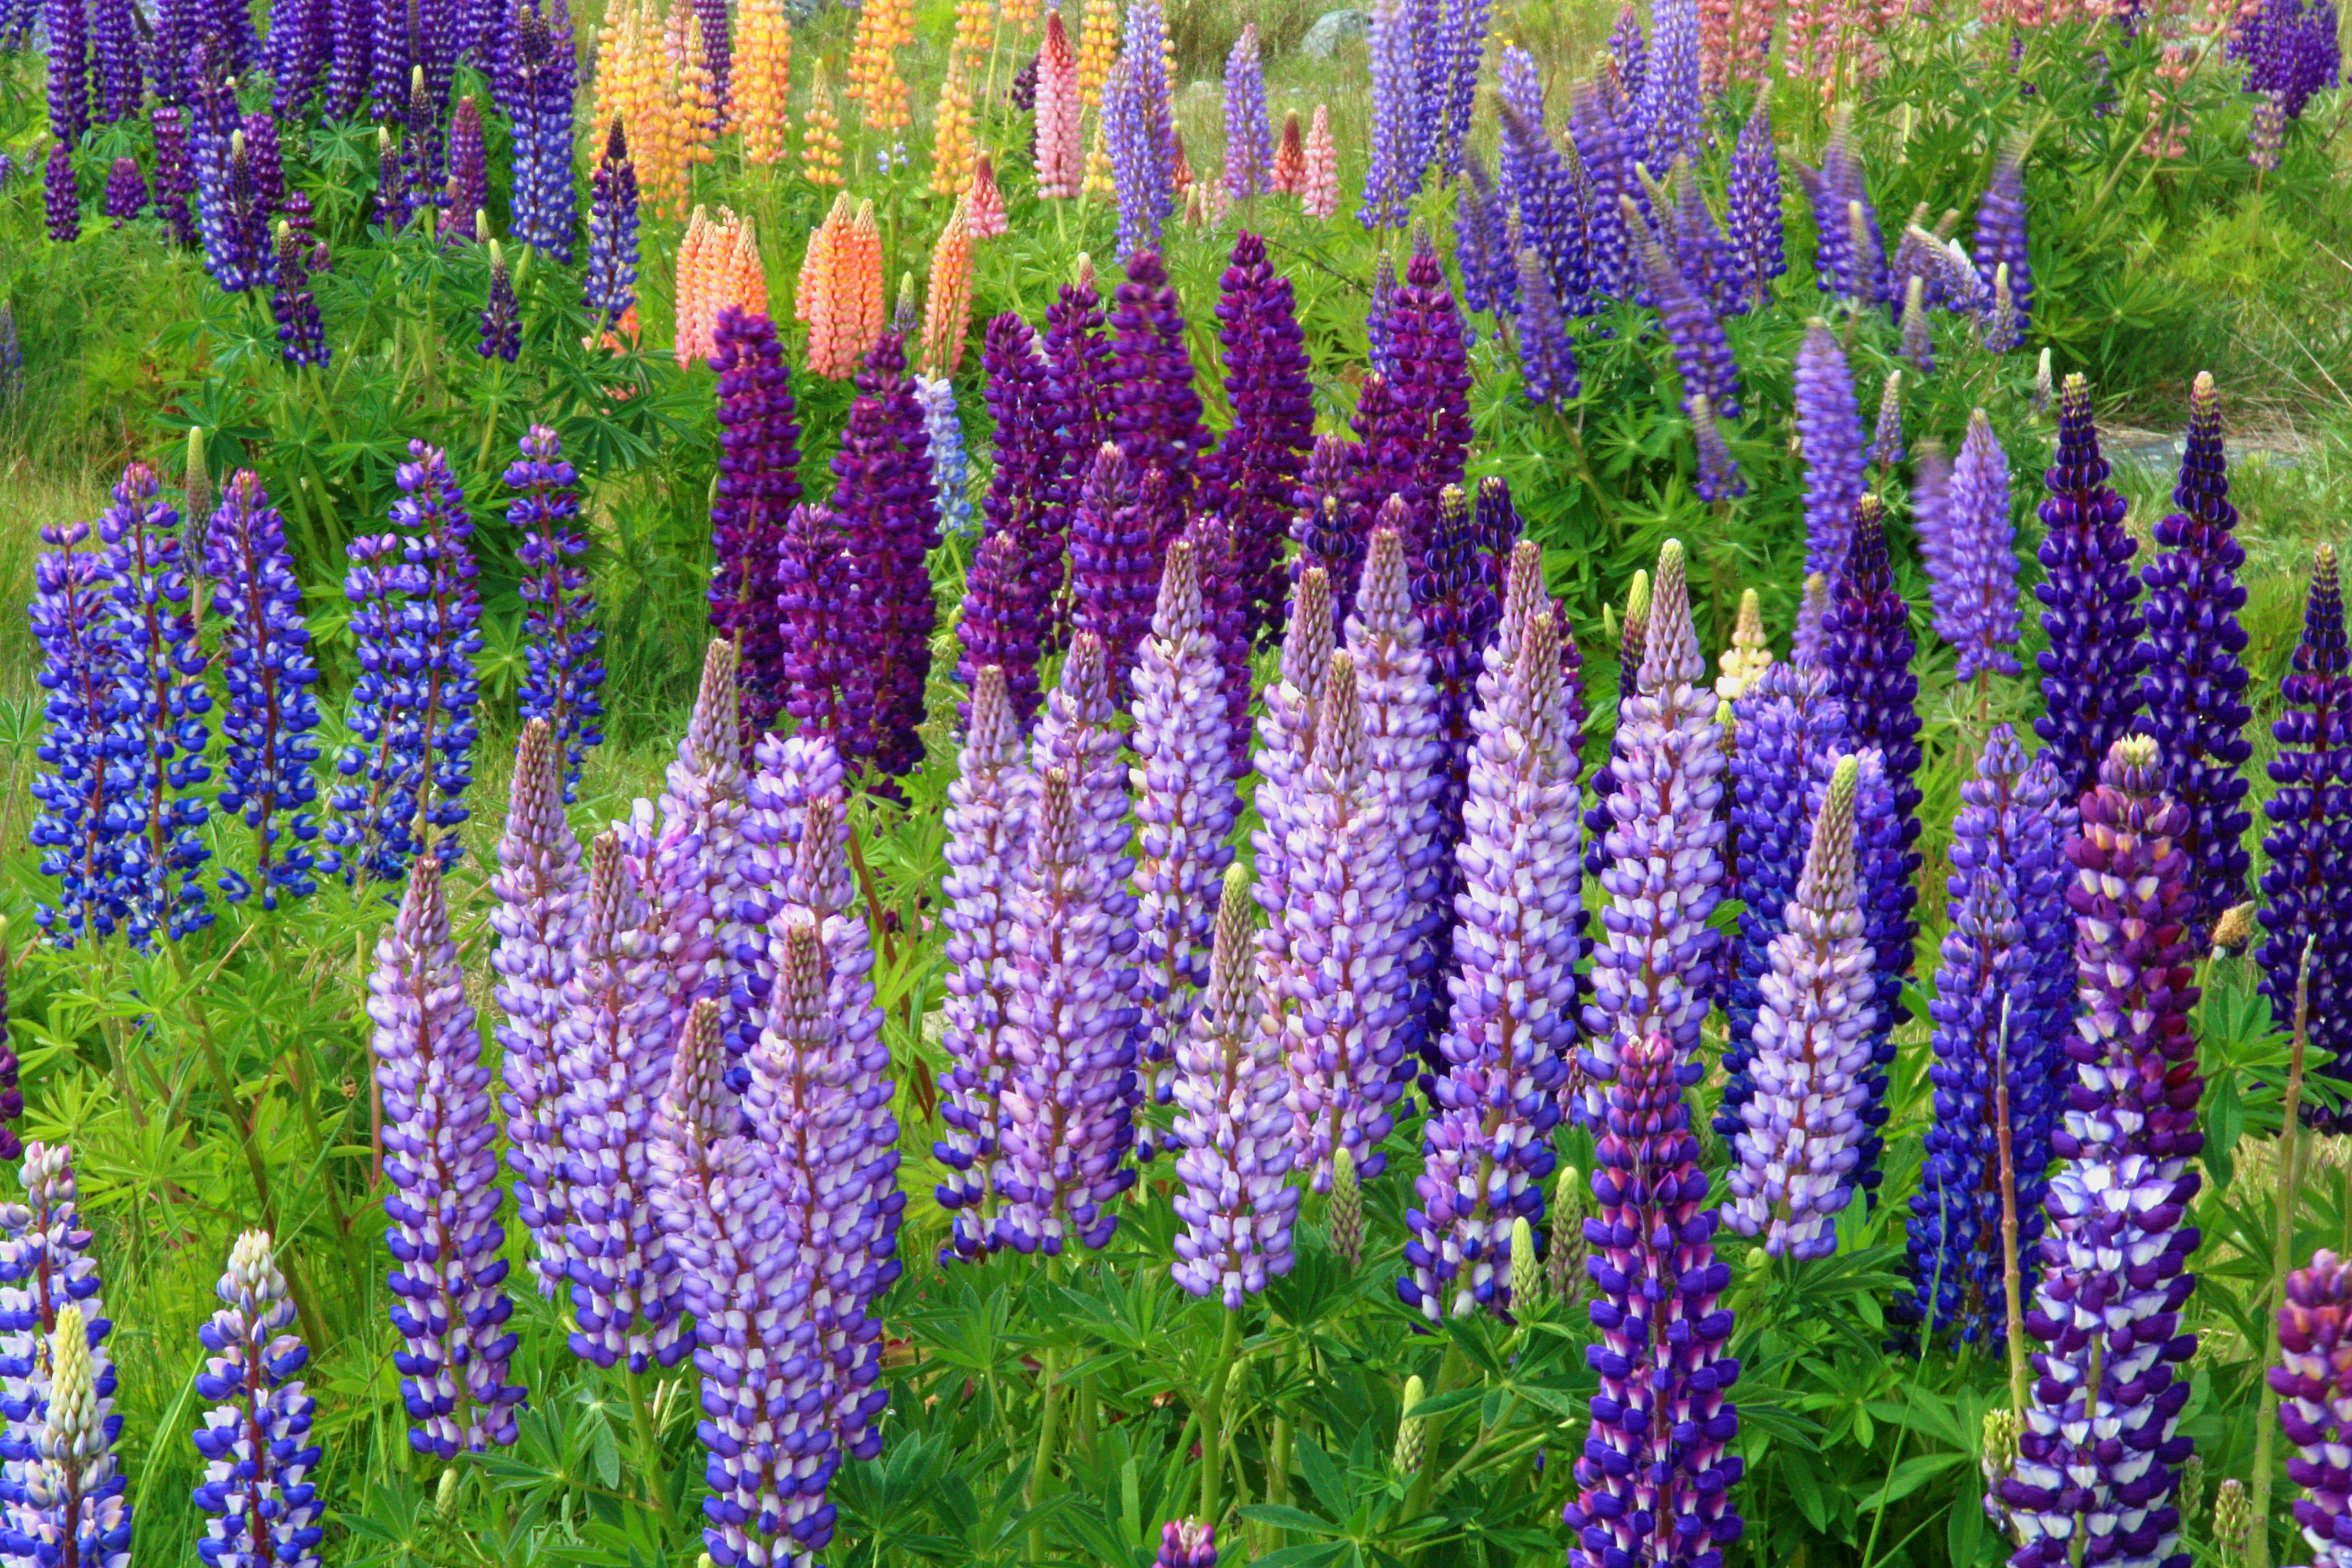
xmin=1514 ymin=248 xmax=1580 ymax=409
xmin=191 ymin=1231 xmax=323 ymax=1568
xmin=916 ymin=375 xmax=974 ymax=538
xmin=1971 ymin=151 xmax=2031 ymax=341
xmin=1629 ymin=196 xmax=1740 ymax=418
xmin=1928 ymin=409 xmax=2021 ymax=682
xmin=0 ymin=1142 xmax=123 ymax=1549
xmin=206 ymin=471 xmax=323 ymax=908
xmin=477 ymin=240 xmax=520 ymax=362
xmin=1635 ymin=0 xmax=1700 ymax=171
xmin=1726 ymin=94 xmax=1783 ymax=309
xmin=584 ymin=119 xmax=639 ymax=331
xmin=503 ymin=425 xmax=604 ymax=801
xmin=1794 ymin=320 xmax=1868 ymax=580
xmin=1568 ymin=81 xmax=1634 ymax=300
xmin=2035 ymin=373 xmax=2145 ymax=804
xmin=1360 ymin=0 xmax=1420 ymax=229
xmin=1799 ymin=115 xmax=1887 ymax=309
xmin=29 ymin=522 xmax=128 ymax=947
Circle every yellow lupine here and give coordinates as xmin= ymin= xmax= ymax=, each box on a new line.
xmin=732 ymin=0 xmax=791 ymax=154
xmin=953 ymin=0 xmax=990 ymax=67
xmin=1082 ymin=116 xmax=1113 ymax=198
xmin=1076 ymin=0 xmax=1118 ymax=108
xmin=801 ymin=60 xmax=846 ymax=186
xmin=928 ymin=55 xmax=974 ymax=198
xmin=847 ymin=0 xmax=913 ymax=135
xmin=678 ymin=8 xmax=718 ymax=168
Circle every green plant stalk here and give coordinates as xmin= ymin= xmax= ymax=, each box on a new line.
xmin=2247 ymin=939 xmax=2316 ymax=1568
xmin=1994 ymin=997 xmax=2028 ymax=1420
xmin=1398 ymin=1341 xmax=1471 ymax=1525
xmin=1026 ymin=1341 xmax=1063 ymax=1560
xmin=1199 ymin=1309 xmax=1245 ymax=1525
xmin=625 ymin=1365 xmax=676 ymax=1523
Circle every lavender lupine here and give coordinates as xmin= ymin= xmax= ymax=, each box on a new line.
xmin=1926 ymin=409 xmax=2022 ymax=681
xmin=1252 ymin=567 xmax=1335 ymax=986
xmin=584 ymin=120 xmax=639 ymax=331
xmin=1222 ymin=24 xmax=1270 ymax=199
xmin=1407 ymin=607 xmax=1579 ymax=1318
xmin=269 ymin=222 xmax=329 ymax=367
xmin=1583 ymin=541 xmax=1726 ymax=1103
xmin=1794 ymin=320 xmax=1869 ymax=580
xmin=2036 ymin=374 xmax=2146 ymax=804
xmin=1629 ymin=197 xmax=1740 ymax=418
xmin=2272 ymin=1251 xmax=2352 ymax=1564
xmin=2136 ymin=372 xmax=2253 ymax=945
xmin=1564 ymin=1031 xmax=1741 ymax=1568
xmin=29 ymin=522 xmax=128 ymax=947
xmin=2260 ymin=547 xmax=2352 ymax=1124
xmin=2000 ymin=734 xmax=2202 ymax=1568
xmin=504 ymin=426 xmax=603 ymax=799
xmin=487 ymin=722 xmax=584 ymax=1298
xmin=1131 ymin=541 xmax=1240 ymax=1152
xmin=205 ymin=472 xmax=323 ymax=907
xmin=1172 ymin=866 xmax=1299 ymax=1306
xmin=369 ymin=856 xmax=525 ymax=1456
xmin=477 ymin=240 xmax=520 ymax=361
xmin=191 ymin=1232 xmax=323 ymax=1568
xmin=832 ymin=330 xmax=940 ymax=780
xmin=1280 ymin=654 xmax=1415 ymax=1190
xmin=1972 ymin=151 xmax=2032 ymax=340
xmin=1206 ymin=231 xmax=1315 ymax=648
xmin=1908 ymin=726 xmax=2073 ymax=1343
xmin=707 ymin=308 xmax=804 ymax=739
xmin=1868 ymin=372 xmax=1902 ymax=471
xmin=1104 ymin=43 xmax=1175 ymax=260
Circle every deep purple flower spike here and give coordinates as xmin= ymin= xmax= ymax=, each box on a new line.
xmin=2035 ymin=373 xmax=2145 ymax=804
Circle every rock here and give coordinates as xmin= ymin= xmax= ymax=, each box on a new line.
xmin=1300 ymin=8 xmax=1370 ymax=58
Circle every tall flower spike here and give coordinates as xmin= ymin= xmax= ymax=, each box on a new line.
xmin=192 ymin=1231 xmax=322 ymax=1568
xmin=1794 ymin=319 xmax=1867 ymax=580
xmin=1359 ymin=0 xmax=1420 ymax=229
xmin=2035 ymin=374 xmax=2144 ymax=804
xmin=1206 ymin=230 xmax=1315 ymax=649
xmin=1583 ymin=567 xmax=1649 ymax=883
xmin=1222 ymin=23 xmax=1270 ymax=198
xmin=1868 ymin=371 xmax=1902 ymax=472
xmin=1300 ymin=104 xmax=1338 ymax=220
xmin=2260 ymin=547 xmax=2352 ymax=1125
xmin=1725 ymin=87 xmax=1781 ymax=311
xmin=1928 ymin=409 xmax=2021 ymax=682
xmin=23 ymin=1303 xmax=129 ymax=1568
xmin=831 ymin=329 xmax=940 ymax=779
xmin=1036 ymin=10 xmax=1084 ymax=197
xmin=707 ymin=308 xmax=805 ymax=737
xmin=0 ymin=1142 xmax=118 ymax=1548
xmin=967 ymin=314 xmax=1057 ymax=721
xmin=1408 ymin=606 xmax=1580 ymax=1318
xmin=0 ymin=932 xmax=17 ymax=1160
xmin=369 ymin=856 xmax=526 ymax=1456
xmin=2136 ymin=372 xmax=2253 ymax=945
xmin=269 ymin=221 xmax=330 ymax=369
xmin=1723 ymin=754 xmax=1875 ymax=1259
xmin=1253 ymin=567 xmax=1335 ymax=971
xmin=504 ymin=427 xmax=604 ymax=798
xmin=1108 ymin=248 xmax=1207 ymax=516
xmin=1565 ymin=1032 xmax=1741 ymax=1568
xmin=1133 ymin=541 xmax=1240 ymax=1157
xmin=1172 ymin=865 xmax=1299 ymax=1306
xmin=2272 ymin=1251 xmax=2352 ymax=1565
xmin=584 ymin=119 xmax=640 ymax=332
xmin=1070 ymin=444 xmax=1158 ymax=692
xmin=1583 ymin=541 xmax=1725 ymax=1103
xmin=1972 ymin=149 xmax=2031 ymax=340
xmin=29 ymin=521 xmax=127 ymax=947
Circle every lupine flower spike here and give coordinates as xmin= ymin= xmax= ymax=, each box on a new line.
xmin=2035 ymin=373 xmax=2144 ymax=804
xmin=2272 ymin=1251 xmax=2352 ymax=1564
xmin=192 ymin=1231 xmax=322 ymax=1568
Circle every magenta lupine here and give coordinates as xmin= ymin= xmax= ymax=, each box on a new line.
xmin=2035 ymin=374 xmax=2146 ymax=804
xmin=834 ymin=331 xmax=940 ymax=781
xmin=1926 ymin=409 xmax=2021 ymax=681
xmin=707 ymin=307 xmax=804 ymax=739
xmin=1172 ymin=867 xmax=1299 ymax=1306
xmin=1132 ymin=541 xmax=1240 ymax=1155
xmin=2135 ymin=372 xmax=2253 ymax=945
xmin=1723 ymin=754 xmax=1875 ymax=1259
xmin=1583 ymin=541 xmax=1726 ymax=1104
xmin=1222 ymin=24 xmax=1270 ymax=199
xmin=490 ymin=721 xmax=584 ymax=1298
xmin=369 ymin=855 xmax=526 ymax=1456
xmin=2272 ymin=1251 xmax=2352 ymax=1564
xmin=1794 ymin=320 xmax=1868 ymax=580
xmin=1564 ymin=1030 xmax=1742 ymax=1568
xmin=935 ymin=667 xmax=1034 ymax=1260
xmin=1407 ymin=606 xmax=1579 ymax=1319
xmin=1205 ymin=231 xmax=1315 ymax=649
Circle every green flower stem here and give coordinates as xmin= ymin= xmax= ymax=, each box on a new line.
xmin=1199 ymin=1308 xmax=1244 ymax=1526
xmin=2248 ymin=939 xmax=2316 ymax=1568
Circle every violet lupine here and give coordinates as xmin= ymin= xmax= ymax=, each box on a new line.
xmin=199 ymin=130 xmax=272 ymax=293
xmin=1172 ymin=866 xmax=1299 ymax=1306
xmin=369 ymin=854 xmax=526 ymax=1456
xmin=206 ymin=471 xmax=323 ymax=908
xmin=2260 ymin=547 xmax=2352 ymax=1125
xmin=478 ymin=241 xmax=520 ymax=361
xmin=1629 ymin=196 xmax=1741 ymax=420
xmin=1104 ymin=24 xmax=1176 ymax=262
xmin=1514 ymin=248 xmax=1580 ymax=409
xmin=46 ymin=0 xmax=89 ymax=146
xmin=151 ymin=105 xmax=197 ymax=244
xmin=29 ymin=521 xmax=129 ymax=948
xmin=0 ymin=1142 xmax=117 ymax=1548
xmin=2272 ymin=1251 xmax=2352 ymax=1564
xmin=2000 ymin=733 xmax=2201 ymax=1568
xmin=1868 ymin=372 xmax=1902 ymax=472
xmin=1381 ymin=235 xmax=1476 ymax=537
xmin=90 ymin=0 xmax=139 ymax=122
xmin=1692 ymin=396 xmax=1744 ymax=503
xmin=1908 ymin=726 xmax=2073 ymax=1344
xmin=100 ymin=156 xmax=143 ymax=226
xmin=1070 ymin=445 xmax=1160 ymax=692
xmin=438 ymin=93 xmax=485 ymax=243
xmin=1156 ymin=1518 xmax=1218 ymax=1568
xmin=1669 ymin=160 xmax=1741 ymax=319
xmin=935 ymin=666 xmax=1033 ymax=1260
xmin=1407 ymin=605 xmax=1578 ymax=1319
xmin=1495 ymin=45 xmax=1545 ymax=212
xmin=488 ymin=721 xmax=584 ymax=1298
xmin=504 ymin=426 xmax=603 ymax=799
xmin=832 ymin=331 xmax=940 ymax=781
xmin=99 ymin=461 xmax=213 ymax=947
xmin=1280 ymin=653 xmax=1415 ymax=1191
xmin=968 ymin=314 xmax=1058 ymax=722
xmin=264 ymin=0 xmax=327 ymax=116
xmin=1222 ymin=24 xmax=1270 ymax=199
xmin=1433 ymin=0 xmax=1491 ymax=181
xmin=1457 ymin=159 xmax=1518 ymax=321
xmin=1799 ymin=115 xmax=1887 ymax=310
xmin=1252 ymin=567 xmax=1335 ymax=979
xmin=1972 ymin=151 xmax=2032 ymax=341
xmin=707 ymin=307 xmax=804 ymax=740
xmin=2136 ymin=371 xmax=2253 ymax=946
xmin=776 ymin=502 xmax=859 ymax=752
xmin=584 ymin=119 xmax=639 ymax=332
xmin=269 ymin=221 xmax=329 ymax=368
xmin=1926 ymin=409 xmax=2022 ymax=682
xmin=1726 ymin=94 xmax=1782 ymax=309
xmin=1636 ymin=0 xmax=1701 ymax=171
xmin=325 ymin=0 xmax=371 ymax=117
xmin=507 ymin=0 xmax=575 ymax=261
xmin=1564 ymin=1031 xmax=1742 ymax=1568
xmin=1500 ymin=98 xmax=1591 ymax=318
xmin=1359 ymin=0 xmax=1419 ymax=229
xmin=955 ymin=530 xmax=1039 ymax=733
xmin=2035 ymin=374 xmax=2146 ymax=805
xmin=1132 ymin=540 xmax=1240 ymax=1154
xmin=1607 ymin=3 xmax=1646 ymax=118
xmin=191 ymin=1231 xmax=322 ymax=1568
xmin=17 ymin=1303 xmax=128 ymax=1568
xmin=324 ymin=442 xmax=483 ymax=883
xmin=1582 ymin=541 xmax=1726 ymax=1104
xmin=1793 ymin=319 xmax=1868 ymax=581
xmin=1108 ymin=249 xmax=1208 ymax=517
xmin=1206 ymin=230 xmax=1315 ymax=649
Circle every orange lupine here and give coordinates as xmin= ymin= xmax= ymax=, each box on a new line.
xmin=966 ymin=153 xmax=1008 ymax=237
xmin=798 ymin=193 xmax=864 ymax=378
xmin=922 ymin=199 xmax=973 ymax=377
xmin=676 ymin=205 xmax=715 ymax=367
xmin=1082 ymin=117 xmax=1113 ymax=198
xmin=847 ymin=0 xmax=913 ymax=135
xmin=847 ymin=200 xmax=886 ymax=358
xmin=727 ymin=211 xmax=770 ymax=320
xmin=678 ymin=7 xmax=718 ymax=170
xmin=953 ymin=0 xmax=991 ymax=67
xmin=731 ymin=0 xmax=791 ymax=153
xmin=801 ymin=59 xmax=846 ymax=186
xmin=928 ymin=55 xmax=976 ymax=198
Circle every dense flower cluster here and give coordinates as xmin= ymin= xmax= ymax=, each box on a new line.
xmin=2035 ymin=373 xmax=2145 ymax=804
xmin=192 ymin=1231 xmax=322 ymax=1568
xmin=503 ymin=426 xmax=604 ymax=799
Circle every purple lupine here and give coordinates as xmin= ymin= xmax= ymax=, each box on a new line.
xmin=1205 ymin=231 xmax=1314 ymax=649
xmin=45 ymin=142 xmax=81 ymax=243
xmin=833 ymin=330 xmax=940 ymax=780
xmin=28 ymin=521 xmax=127 ymax=948
xmin=1435 ymin=0 xmax=1493 ymax=181
xmin=2273 ymin=1251 xmax=2352 ymax=1562
xmin=2000 ymin=733 xmax=2201 ymax=1568
xmin=97 ymin=461 xmax=213 ymax=946
xmin=507 ymin=0 xmax=575 ymax=261
xmin=322 ymin=443 xmax=483 ymax=883
xmin=198 ymin=130 xmax=273 ymax=292
xmin=956 ymin=532 xmax=1040 ymax=734
xmin=1279 ymin=653 xmax=1415 ymax=1190
xmin=1582 ymin=541 xmax=1725 ymax=1103
xmin=1716 ymin=662 xmax=1845 ymax=1143
xmin=1499 ymin=99 xmax=1590 ymax=319
xmin=1799 ymin=116 xmax=1887 ymax=309
xmin=1105 ymin=10 xmax=1177 ymax=262
xmin=706 ymin=307 xmax=804 ymax=739
xmin=1692 ymin=396 xmax=1744 ymax=503
xmin=1606 ymin=3 xmax=1646 ymax=125
xmin=1564 ymin=1030 xmax=1741 ymax=1568
xmin=1172 ymin=866 xmax=1299 ymax=1306
xmin=1907 ymin=726 xmax=2072 ymax=1343
xmin=777 ymin=502 xmax=858 ymax=747
xmin=90 ymin=0 xmax=139 ymax=121
xmin=1293 ymin=437 xmax=1358 ymax=596
xmin=326 ymin=0 xmax=372 ymax=117
xmin=1382 ymin=233 xmax=1476 ymax=542
xmin=2035 ymin=373 xmax=2145 ymax=804
xmin=1629 ymin=195 xmax=1741 ymax=419
xmin=2260 ymin=547 xmax=2352 ymax=1126
xmin=270 ymin=221 xmax=330 ymax=368
xmin=1044 ymin=263 xmax=1114 ymax=537
xmin=1669 ymin=160 xmax=1742 ymax=319
xmin=1251 ymin=566 xmax=1334 ymax=993
xmin=935 ymin=666 xmax=1033 ymax=1259
xmin=503 ymin=426 xmax=603 ymax=799
xmin=151 ymin=105 xmax=197 ymax=245
xmin=46 ymin=0 xmax=89 ymax=146
xmin=243 ymin=109 xmax=285 ymax=216
xmin=191 ymin=1231 xmax=323 ymax=1568
xmin=489 ymin=721 xmax=584 ymax=1298
xmin=1723 ymin=753 xmax=1874 ymax=1259
xmin=439 ymin=94 xmax=486 ymax=242
xmin=101 ymin=156 xmax=143 ymax=225
xmin=1923 ymin=409 xmax=2021 ymax=681
xmin=1514 ymin=248 xmax=1579 ymax=409
xmin=369 ymin=855 xmax=526 ymax=1456
xmin=1108 ymin=248 xmax=1207 ymax=517
xmin=1726 ymin=96 xmax=1782 ymax=309
xmin=970 ymin=314 xmax=1058 ymax=722
xmin=2136 ymin=371 xmax=2253 ymax=946
xmin=1635 ymin=0 xmax=1700 ymax=171
xmin=1359 ymin=0 xmax=1419 ymax=229
xmin=1132 ymin=540 xmax=1240 ymax=1155
xmin=1568 ymin=81 xmax=1634 ymax=299
xmin=1972 ymin=151 xmax=2032 ymax=340
xmin=205 ymin=471 xmax=323 ymax=907
xmin=583 ymin=119 xmax=638 ymax=331
xmin=1868 ymin=372 xmax=1902 ymax=472
xmin=477 ymin=241 xmax=520 ymax=361
xmin=264 ymin=0 xmax=329 ymax=116
xmin=1222 ymin=24 xmax=1270 ymax=199
xmin=1407 ymin=603 xmax=1578 ymax=1317
xmin=1070 ymin=444 xmax=1158 ymax=690
xmin=1793 ymin=319 xmax=1868 ymax=580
